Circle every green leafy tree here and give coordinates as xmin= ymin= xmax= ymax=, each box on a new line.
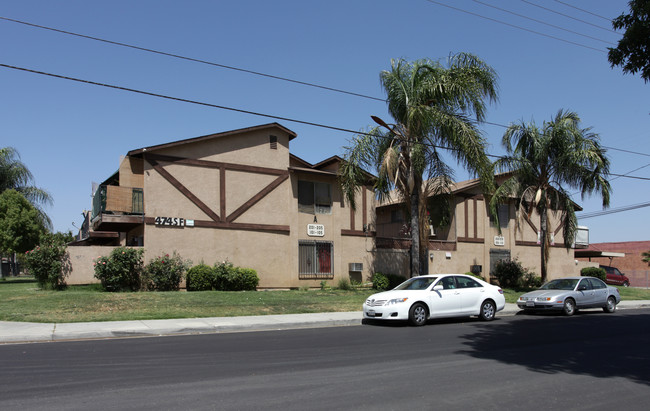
xmin=643 ymin=250 xmax=650 ymax=265
xmin=0 ymin=147 xmax=53 ymax=229
xmin=0 ymin=189 xmax=46 ymax=255
xmin=340 ymin=54 xmax=498 ymax=276
xmin=491 ymin=110 xmax=611 ymax=282
xmin=608 ymin=0 xmax=650 ymax=83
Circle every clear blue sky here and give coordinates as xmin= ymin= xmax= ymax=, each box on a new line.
xmin=1 ymin=0 xmax=648 ymax=244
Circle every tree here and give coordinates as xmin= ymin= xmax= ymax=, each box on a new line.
xmin=0 ymin=189 xmax=46 ymax=255
xmin=643 ymin=250 xmax=650 ymax=265
xmin=0 ymin=147 xmax=53 ymax=229
xmin=608 ymin=0 xmax=650 ymax=83
xmin=340 ymin=54 xmax=498 ymax=276
xmin=491 ymin=110 xmax=611 ymax=282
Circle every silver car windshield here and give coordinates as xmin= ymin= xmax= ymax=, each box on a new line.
xmin=539 ymin=279 xmax=579 ymax=290
xmin=394 ymin=277 xmax=438 ymax=290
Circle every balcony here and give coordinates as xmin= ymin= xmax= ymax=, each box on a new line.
xmin=91 ymin=185 xmax=144 ymax=231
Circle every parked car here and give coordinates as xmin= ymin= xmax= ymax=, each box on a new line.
xmin=517 ymin=276 xmax=620 ymax=316
xmin=600 ymin=265 xmax=630 ymax=287
xmin=363 ymin=274 xmax=506 ymax=326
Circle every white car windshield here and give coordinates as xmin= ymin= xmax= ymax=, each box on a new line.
xmin=393 ymin=277 xmax=438 ymax=290
xmin=539 ymin=279 xmax=579 ymax=290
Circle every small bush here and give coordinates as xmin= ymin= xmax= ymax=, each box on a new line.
xmin=521 ymin=271 xmax=542 ymax=289
xmin=143 ymin=252 xmax=190 ymax=291
xmin=24 ymin=235 xmax=70 ymax=290
xmin=372 ymin=273 xmax=389 ymax=290
xmin=386 ymin=274 xmax=408 ymax=289
xmin=213 ymin=261 xmax=259 ymax=291
xmin=493 ymin=258 xmax=525 ymax=289
xmin=337 ymin=277 xmax=352 ymax=290
xmin=320 ymin=280 xmax=329 ymax=290
xmin=581 ymin=267 xmax=606 ymax=282
xmin=94 ymin=247 xmax=144 ymax=292
xmin=465 ymin=271 xmax=484 ymax=281
xmin=186 ymin=264 xmax=215 ymax=291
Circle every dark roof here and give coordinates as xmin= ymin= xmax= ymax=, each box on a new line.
xmin=127 ymin=123 xmax=297 ymax=157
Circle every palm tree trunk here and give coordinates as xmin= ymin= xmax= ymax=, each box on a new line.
xmin=410 ymin=188 xmax=420 ymax=277
xmin=540 ymin=209 xmax=548 ymax=283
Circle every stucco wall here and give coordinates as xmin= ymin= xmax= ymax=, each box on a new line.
xmin=66 ymin=245 xmax=118 ymax=285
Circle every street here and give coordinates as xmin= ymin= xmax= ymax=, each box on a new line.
xmin=1 ymin=309 xmax=649 ymax=410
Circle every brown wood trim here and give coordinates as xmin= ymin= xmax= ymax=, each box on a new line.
xmin=145 ymin=217 xmax=289 ymax=233
xmin=522 ymin=213 xmax=538 ymax=233
xmin=554 ymin=216 xmax=565 ymax=236
xmin=88 ymin=231 xmax=120 ymax=238
xmin=341 ymin=229 xmax=369 ymax=237
xmin=145 ymin=153 xmax=286 ymax=175
xmin=457 ymin=237 xmax=485 ymax=243
xmin=349 ymin=203 xmax=355 ymax=231
xmin=362 ymin=186 xmax=368 ymax=229
xmin=149 ymin=160 xmax=221 ymax=222
xmin=464 ymin=199 xmax=469 ymax=239
xmin=473 ymin=198 xmax=477 ymax=238
xmin=98 ymin=214 xmax=144 ymax=224
xmin=427 ymin=241 xmax=457 ymax=251
xmin=515 ymin=240 xmax=566 ymax=248
xmin=220 ymin=164 xmax=226 ymax=222
xmin=227 ymin=173 xmax=289 ymax=223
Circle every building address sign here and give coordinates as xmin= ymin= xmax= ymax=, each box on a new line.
xmin=155 ymin=216 xmax=188 ymax=227
xmin=307 ymin=223 xmax=325 ymax=237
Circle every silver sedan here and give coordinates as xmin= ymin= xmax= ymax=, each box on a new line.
xmin=517 ymin=276 xmax=621 ymax=316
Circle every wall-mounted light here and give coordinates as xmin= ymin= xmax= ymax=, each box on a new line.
xmin=429 ymin=252 xmax=434 ymax=260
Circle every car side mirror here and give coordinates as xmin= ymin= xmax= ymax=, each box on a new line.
xmin=578 ymin=285 xmax=588 ymax=291
xmin=433 ymin=285 xmax=443 ymax=291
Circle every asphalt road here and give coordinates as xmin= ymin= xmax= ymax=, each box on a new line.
xmin=1 ymin=309 xmax=649 ymax=410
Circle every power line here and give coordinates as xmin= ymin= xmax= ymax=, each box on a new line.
xmin=471 ymin=0 xmax=616 ymax=45
xmin=0 ymin=16 xmax=386 ymax=103
xmin=577 ymin=201 xmax=650 ymax=219
xmin=520 ymin=0 xmax=620 ymax=35
xmin=3 ymin=62 xmax=650 ymax=175
xmin=422 ymin=0 xmax=607 ymax=53
xmin=552 ymin=0 xmax=614 ymax=23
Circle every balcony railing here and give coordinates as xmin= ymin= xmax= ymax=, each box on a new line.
xmin=92 ymin=185 xmax=144 ymax=220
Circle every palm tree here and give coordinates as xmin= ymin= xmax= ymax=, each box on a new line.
xmin=340 ymin=54 xmax=498 ymax=276
xmin=0 ymin=147 xmax=53 ymax=229
xmin=490 ymin=110 xmax=611 ymax=282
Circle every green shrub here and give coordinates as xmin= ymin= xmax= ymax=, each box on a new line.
xmin=186 ymin=264 xmax=215 ymax=291
xmin=213 ymin=261 xmax=259 ymax=291
xmin=493 ymin=258 xmax=525 ymax=289
xmin=337 ymin=277 xmax=352 ymax=290
xmin=386 ymin=274 xmax=408 ymax=289
xmin=24 ymin=234 xmax=70 ymax=290
xmin=94 ymin=247 xmax=144 ymax=292
xmin=143 ymin=252 xmax=190 ymax=291
xmin=372 ymin=273 xmax=389 ymax=290
xmin=581 ymin=266 xmax=606 ymax=282
xmin=465 ymin=271 xmax=484 ymax=281
xmin=521 ymin=271 xmax=542 ymax=289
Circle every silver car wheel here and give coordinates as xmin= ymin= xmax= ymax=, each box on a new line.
xmin=479 ymin=300 xmax=496 ymax=321
xmin=603 ymin=296 xmax=617 ymax=313
xmin=562 ymin=298 xmax=576 ymax=316
xmin=409 ymin=303 xmax=427 ymax=326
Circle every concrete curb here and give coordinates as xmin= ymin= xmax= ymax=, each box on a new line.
xmin=1 ymin=302 xmax=648 ymax=344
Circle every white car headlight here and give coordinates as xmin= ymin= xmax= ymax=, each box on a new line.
xmin=387 ymin=298 xmax=408 ymax=305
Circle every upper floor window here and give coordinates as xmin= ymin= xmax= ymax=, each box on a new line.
xmin=490 ymin=204 xmax=509 ymax=229
xmin=298 ymin=180 xmax=331 ymax=214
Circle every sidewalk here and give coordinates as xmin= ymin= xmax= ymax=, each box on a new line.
xmin=2 ymin=301 xmax=649 ymax=344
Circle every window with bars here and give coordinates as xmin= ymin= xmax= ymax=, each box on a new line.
xmin=299 ymin=240 xmax=334 ymax=279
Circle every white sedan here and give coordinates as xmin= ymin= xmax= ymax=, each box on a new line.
xmin=363 ymin=274 xmax=506 ymax=326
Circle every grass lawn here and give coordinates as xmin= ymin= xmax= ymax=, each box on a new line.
xmin=0 ymin=277 xmax=374 ymax=323
xmin=1 ymin=277 xmax=648 ymax=323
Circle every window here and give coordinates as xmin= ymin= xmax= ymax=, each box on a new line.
xmin=270 ymin=135 xmax=278 ymax=149
xmin=299 ymin=240 xmax=333 ymax=279
xmin=298 ymin=180 xmax=331 ymax=214
xmin=490 ymin=204 xmax=509 ymax=228
xmin=456 ymin=276 xmax=483 ymax=288
xmin=390 ymin=209 xmax=404 ymax=223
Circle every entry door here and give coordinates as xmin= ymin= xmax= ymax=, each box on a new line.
xmin=489 ymin=249 xmax=511 ymax=282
